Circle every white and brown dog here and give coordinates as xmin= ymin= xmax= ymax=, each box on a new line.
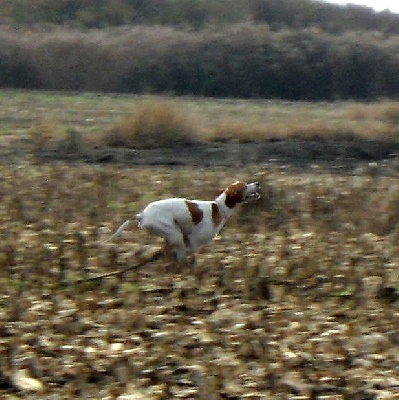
xmin=107 ymin=181 xmax=261 ymax=263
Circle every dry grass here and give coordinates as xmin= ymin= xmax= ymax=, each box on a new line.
xmin=1 ymin=91 xmax=399 ymax=151
xmin=103 ymin=98 xmax=197 ymax=148
xmin=209 ymin=100 xmax=399 ymax=142
xmin=28 ymin=116 xmax=64 ymax=153
xmin=210 ymin=118 xmax=349 ymax=142
xmin=380 ymin=101 xmax=399 ymax=125
xmin=0 ymin=91 xmax=399 ymax=162
xmin=27 ymin=117 xmax=84 ymax=159
xmin=0 ymin=163 xmax=398 ymax=398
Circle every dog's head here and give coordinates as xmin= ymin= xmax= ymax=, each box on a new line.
xmin=224 ymin=181 xmax=261 ymax=208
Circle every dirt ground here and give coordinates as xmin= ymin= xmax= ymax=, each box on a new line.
xmin=1 ymin=134 xmax=399 ymax=399
xmin=2 ymin=132 xmax=399 ymax=175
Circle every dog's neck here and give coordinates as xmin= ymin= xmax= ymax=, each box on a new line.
xmin=214 ymin=191 xmax=240 ymax=220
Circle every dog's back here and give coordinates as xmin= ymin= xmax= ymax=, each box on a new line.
xmin=137 ymin=198 xmax=194 ymax=228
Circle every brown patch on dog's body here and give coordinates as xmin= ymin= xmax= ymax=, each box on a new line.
xmin=224 ymin=181 xmax=245 ymax=208
xmin=172 ymin=218 xmax=192 ymax=248
xmin=211 ymin=202 xmax=223 ymax=226
xmin=185 ymin=200 xmax=204 ymax=225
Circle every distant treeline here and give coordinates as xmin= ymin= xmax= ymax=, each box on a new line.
xmin=1 ymin=0 xmax=399 ymax=100
xmin=1 ymin=24 xmax=399 ymax=100
xmin=1 ymin=0 xmax=399 ymax=33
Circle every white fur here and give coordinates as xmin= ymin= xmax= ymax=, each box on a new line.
xmin=108 ymin=181 xmax=260 ymax=263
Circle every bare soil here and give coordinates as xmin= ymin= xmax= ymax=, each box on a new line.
xmin=2 ymin=133 xmax=399 ymax=174
xmin=1 ymin=147 xmax=399 ymax=399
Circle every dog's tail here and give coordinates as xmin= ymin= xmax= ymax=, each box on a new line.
xmin=103 ymin=219 xmax=132 ymax=243
xmin=104 ymin=213 xmax=143 ymax=243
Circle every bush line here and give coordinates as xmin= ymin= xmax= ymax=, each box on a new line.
xmin=1 ymin=24 xmax=399 ymax=100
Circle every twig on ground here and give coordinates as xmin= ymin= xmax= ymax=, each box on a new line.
xmin=75 ymin=249 xmax=164 ymax=283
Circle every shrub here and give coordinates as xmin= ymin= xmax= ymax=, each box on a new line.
xmin=104 ymin=98 xmax=197 ymax=148
xmin=28 ymin=116 xmax=64 ymax=154
xmin=59 ymin=128 xmax=83 ymax=154
xmin=28 ymin=117 xmax=83 ymax=156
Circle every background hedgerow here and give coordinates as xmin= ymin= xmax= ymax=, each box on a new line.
xmin=2 ymin=0 xmax=399 ymax=100
xmin=0 ymin=24 xmax=399 ymax=100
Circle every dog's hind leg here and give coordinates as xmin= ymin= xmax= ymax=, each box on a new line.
xmin=143 ymin=221 xmax=187 ymax=264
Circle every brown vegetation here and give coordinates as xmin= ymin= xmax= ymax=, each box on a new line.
xmin=0 ymin=23 xmax=399 ymax=100
xmin=4 ymin=92 xmax=397 ymax=150
xmin=2 ymin=0 xmax=399 ymax=102
xmin=104 ymin=99 xmax=197 ymax=148
xmin=0 ymin=164 xmax=398 ymax=398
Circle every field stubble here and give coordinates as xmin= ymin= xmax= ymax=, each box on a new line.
xmin=0 ymin=164 xmax=398 ymax=398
